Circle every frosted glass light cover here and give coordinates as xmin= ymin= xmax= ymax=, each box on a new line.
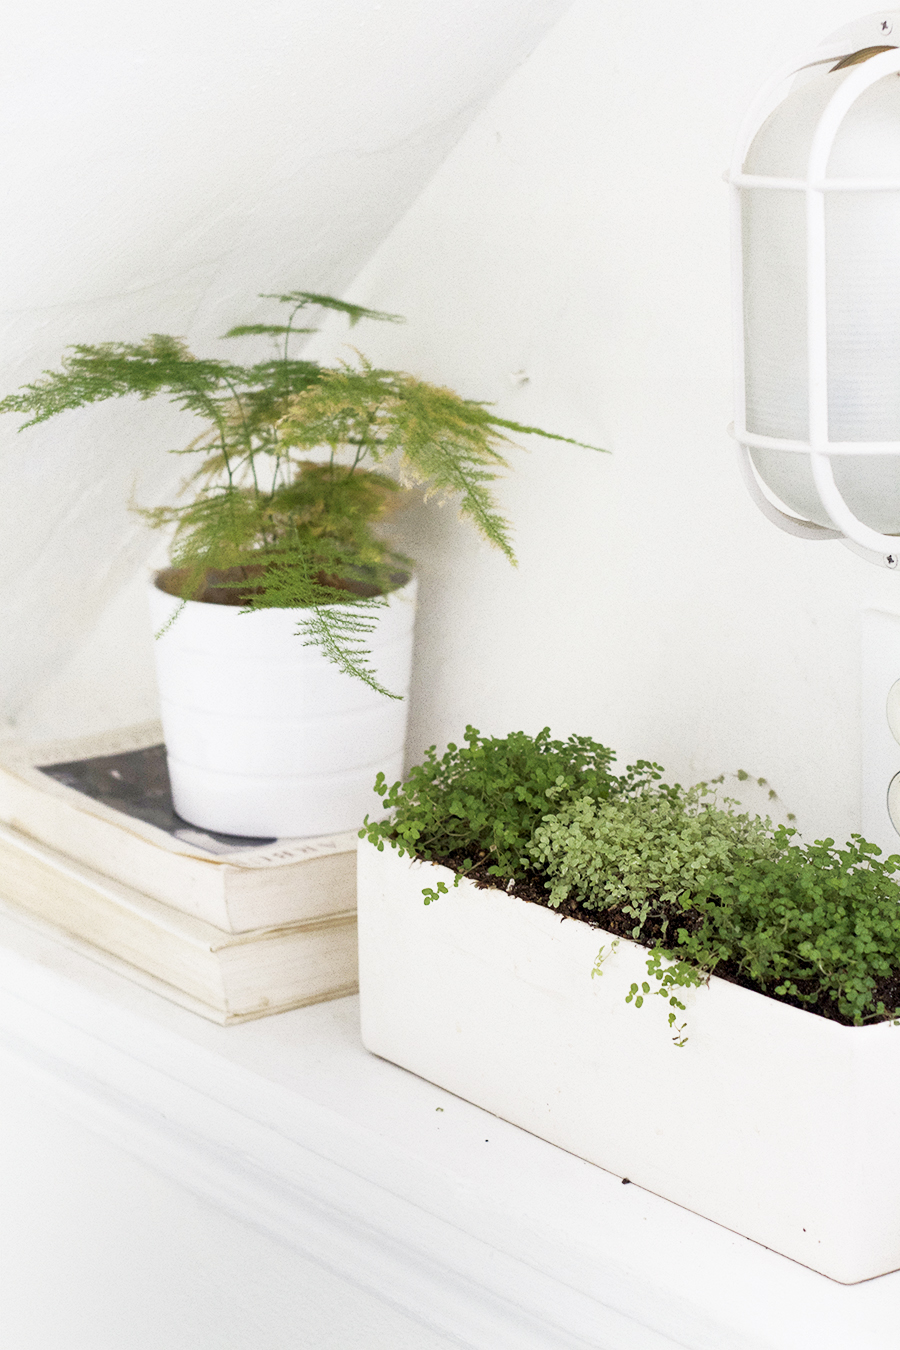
xmin=743 ymin=67 xmax=900 ymax=534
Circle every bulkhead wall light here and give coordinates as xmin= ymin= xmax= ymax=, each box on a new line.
xmin=730 ymin=10 xmax=900 ymax=566
xmin=729 ymin=11 xmax=900 ymax=849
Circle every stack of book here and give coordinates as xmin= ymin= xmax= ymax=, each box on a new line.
xmin=0 ymin=721 xmax=359 ymax=1024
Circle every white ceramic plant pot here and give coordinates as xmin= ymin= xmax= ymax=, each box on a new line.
xmin=147 ymin=576 xmax=416 ymax=838
xmin=357 ymin=838 xmax=900 ymax=1284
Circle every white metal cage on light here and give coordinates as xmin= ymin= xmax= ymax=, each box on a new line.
xmin=729 ymin=12 xmax=900 ymax=570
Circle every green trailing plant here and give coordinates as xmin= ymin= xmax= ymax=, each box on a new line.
xmin=681 ymin=831 xmax=900 ymax=1026
xmin=531 ymin=784 xmax=900 ymax=1024
xmin=527 ymin=781 xmax=781 ymax=1042
xmin=1 ymin=291 xmax=601 ymax=696
xmin=535 ymin=787 xmax=900 ymax=1026
xmin=528 ymin=782 xmax=778 ymax=922
xmin=725 ymin=767 xmax=797 ymax=824
xmin=367 ymin=726 xmax=900 ymax=1028
xmin=361 ymin=724 xmax=661 ymax=884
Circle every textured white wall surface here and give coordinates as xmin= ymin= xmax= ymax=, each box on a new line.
xmin=306 ymin=0 xmax=900 ymax=847
xmin=2 ymin=0 xmax=896 ymax=847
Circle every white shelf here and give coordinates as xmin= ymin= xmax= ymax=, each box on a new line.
xmin=0 ymin=903 xmax=897 ymax=1349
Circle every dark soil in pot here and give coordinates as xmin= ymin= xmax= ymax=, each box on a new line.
xmin=155 ymin=564 xmax=410 ymax=606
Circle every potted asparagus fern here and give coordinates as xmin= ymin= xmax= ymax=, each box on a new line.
xmin=1 ymin=292 xmax=598 ymax=836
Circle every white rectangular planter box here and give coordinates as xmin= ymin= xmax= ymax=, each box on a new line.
xmin=357 ymin=838 xmax=900 ymax=1284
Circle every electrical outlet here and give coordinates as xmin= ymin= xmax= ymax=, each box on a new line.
xmin=861 ymin=609 xmax=900 ymax=857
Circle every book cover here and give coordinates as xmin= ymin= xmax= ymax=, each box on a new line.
xmin=0 ymin=722 xmax=358 ymax=933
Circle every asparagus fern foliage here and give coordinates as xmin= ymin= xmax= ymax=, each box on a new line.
xmin=1 ymin=290 xmax=603 ymax=696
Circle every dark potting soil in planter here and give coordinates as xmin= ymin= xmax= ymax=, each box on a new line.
xmin=156 ymin=565 xmax=411 ymax=607
xmin=419 ymin=849 xmax=900 ymax=1029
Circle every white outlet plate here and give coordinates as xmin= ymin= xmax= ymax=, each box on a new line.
xmin=861 ymin=609 xmax=900 ymax=858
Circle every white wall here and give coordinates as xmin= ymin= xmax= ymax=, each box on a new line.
xmin=6 ymin=0 xmax=897 ymax=847
xmin=0 ymin=0 xmax=570 ymax=736
xmin=303 ymin=0 xmax=900 ymax=846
